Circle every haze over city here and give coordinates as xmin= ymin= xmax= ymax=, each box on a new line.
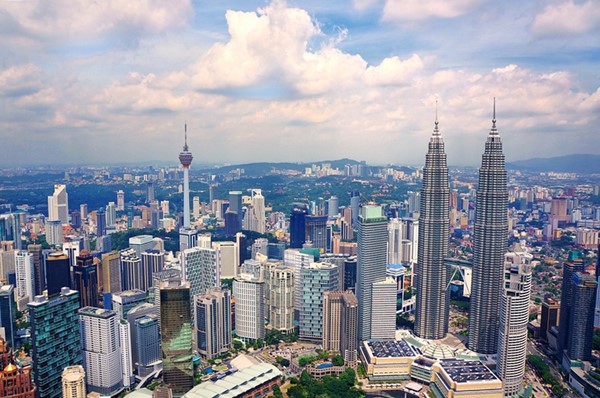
xmin=1 ymin=0 xmax=599 ymax=166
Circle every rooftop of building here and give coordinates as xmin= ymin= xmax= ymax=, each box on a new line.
xmin=0 ymin=284 xmax=13 ymax=294
xmin=79 ymin=306 xmax=116 ymax=318
xmin=438 ymin=359 xmax=500 ymax=383
xmin=366 ymin=339 xmax=417 ymax=358
xmin=183 ymin=363 xmax=280 ymax=398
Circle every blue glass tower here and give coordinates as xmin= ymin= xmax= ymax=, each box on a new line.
xmin=29 ymin=287 xmax=81 ymax=398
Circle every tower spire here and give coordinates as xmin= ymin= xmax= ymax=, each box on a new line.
xmin=490 ymin=97 xmax=498 ymax=136
xmin=183 ymin=122 xmax=188 ymax=151
xmin=433 ymin=100 xmax=440 ymax=137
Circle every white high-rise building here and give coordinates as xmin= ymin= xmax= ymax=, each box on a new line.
xmin=46 ymin=219 xmax=63 ymax=246
xmin=48 ymin=184 xmax=69 ymax=224
xmin=184 ymin=247 xmax=220 ymax=297
xmin=496 ymin=246 xmax=532 ymax=396
xmin=106 ymin=202 xmax=117 ymax=226
xmin=14 ymin=250 xmax=34 ymax=305
xmin=117 ymin=190 xmax=125 ymax=211
xmin=62 ymin=365 xmax=86 ymax=398
xmin=284 ymin=249 xmax=315 ymax=320
xmin=193 ymin=196 xmax=201 ymax=220
xmin=212 ymin=241 xmax=239 ymax=279
xmin=233 ymin=272 xmax=265 ymax=341
xmin=387 ymin=218 xmax=406 ymax=264
xmin=247 ymin=189 xmax=266 ymax=234
xmin=119 ymin=319 xmax=134 ymax=389
xmin=78 ymin=307 xmax=123 ymax=396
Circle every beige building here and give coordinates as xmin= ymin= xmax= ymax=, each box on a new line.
xmin=322 ymin=291 xmax=358 ymax=366
xmin=62 ymin=365 xmax=86 ymax=398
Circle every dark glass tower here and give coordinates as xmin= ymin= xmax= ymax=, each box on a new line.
xmin=289 ymin=204 xmax=308 ymax=249
xmin=46 ymin=252 xmax=71 ymax=297
xmin=468 ymin=102 xmax=508 ymax=354
xmin=73 ymin=250 xmax=99 ymax=308
xmin=557 ymin=251 xmax=585 ymax=359
xmin=414 ymin=117 xmax=450 ymax=340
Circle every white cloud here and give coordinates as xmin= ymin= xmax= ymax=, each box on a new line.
xmin=0 ymin=0 xmax=192 ymax=41
xmin=382 ymin=0 xmax=484 ymax=21
xmin=0 ymin=64 xmax=44 ymax=97
xmin=365 ymin=54 xmax=424 ymax=86
xmin=531 ymin=0 xmax=600 ymax=37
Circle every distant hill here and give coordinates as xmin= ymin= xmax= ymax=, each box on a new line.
xmin=197 ymin=158 xmax=364 ymax=176
xmin=507 ymin=154 xmax=600 ymax=174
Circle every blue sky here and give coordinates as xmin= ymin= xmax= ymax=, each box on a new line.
xmin=0 ymin=0 xmax=598 ymax=166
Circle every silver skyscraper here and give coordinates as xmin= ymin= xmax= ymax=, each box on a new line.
xmin=414 ymin=116 xmax=450 ymax=340
xmin=468 ymin=101 xmax=508 ymax=354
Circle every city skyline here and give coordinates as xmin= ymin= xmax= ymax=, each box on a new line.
xmin=0 ymin=0 xmax=598 ymax=166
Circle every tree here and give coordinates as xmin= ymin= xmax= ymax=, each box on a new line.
xmin=233 ymin=340 xmax=244 ymax=351
xmin=272 ymin=384 xmax=283 ymax=398
xmin=332 ymin=354 xmax=344 ymax=366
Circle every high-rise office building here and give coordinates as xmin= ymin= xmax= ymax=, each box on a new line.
xmin=78 ymin=307 xmax=123 ymax=396
xmin=289 ymin=204 xmax=308 ymax=249
xmin=160 ymin=281 xmax=193 ymax=395
xmin=45 ymin=252 xmax=71 ymax=297
xmin=305 ymin=215 xmax=328 ymax=252
xmin=128 ymin=235 xmax=155 ymax=256
xmin=141 ymin=249 xmax=164 ymax=287
xmin=0 ymin=285 xmax=16 ymax=348
xmin=209 ymin=184 xmax=218 ymax=204
xmin=46 ymin=219 xmax=63 ymax=246
xmin=117 ymin=190 xmax=125 ymax=211
xmin=0 ymin=213 xmax=21 ymax=250
xmin=299 ymin=262 xmax=339 ymax=340
xmin=101 ymin=251 xmax=121 ymax=294
xmin=594 ymin=242 xmax=600 ymax=328
xmin=284 ymin=249 xmax=314 ymax=321
xmin=27 ymin=244 xmax=45 ymax=296
xmin=96 ymin=207 xmax=106 ymax=237
xmin=112 ymin=290 xmax=148 ymax=320
xmin=133 ymin=314 xmax=161 ymax=377
xmin=414 ymin=117 xmax=450 ymax=340
xmin=62 ymin=365 xmax=86 ymax=398
xmin=350 ymin=192 xmax=360 ymax=227
xmin=212 ymin=241 xmax=239 ymax=279
xmin=541 ymin=298 xmax=560 ymax=342
xmin=265 ymin=264 xmax=295 ymax=333
xmin=228 ymin=191 xmax=243 ymax=231
xmin=62 ymin=241 xmax=80 ymax=267
xmin=183 ymin=247 xmax=220 ymax=297
xmin=246 ymin=189 xmax=266 ymax=234
xmin=233 ymin=272 xmax=265 ymax=341
xmin=564 ymin=272 xmax=597 ymax=364
xmin=327 ymin=196 xmax=339 ymax=218
xmin=73 ymin=251 xmax=98 ymax=308
xmin=496 ymin=247 xmax=532 ymax=396
xmin=194 ymin=288 xmax=232 ymax=359
xmin=322 ymin=290 xmax=359 ymax=366
xmin=146 ymin=181 xmax=155 ymax=204
xmin=106 ymin=202 xmax=117 ymax=227
xmin=468 ymin=104 xmax=508 ymax=354
xmin=80 ymin=204 xmax=88 ymax=220
xmin=48 ymin=184 xmax=69 ymax=225
xmin=557 ymin=251 xmax=585 ymax=359
xmin=14 ymin=251 xmax=34 ymax=307
xmin=356 ymin=205 xmax=388 ymax=341
xmin=192 ymin=196 xmax=200 ymax=220
xmin=29 ymin=288 xmax=82 ymax=398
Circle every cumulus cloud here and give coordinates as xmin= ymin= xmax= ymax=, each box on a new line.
xmin=0 ymin=0 xmax=192 ymax=42
xmin=0 ymin=0 xmax=598 ymax=166
xmin=531 ymin=0 xmax=600 ymax=37
xmin=382 ymin=0 xmax=484 ymax=21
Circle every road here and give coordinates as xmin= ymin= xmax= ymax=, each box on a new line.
xmin=527 ymin=341 xmax=577 ymax=398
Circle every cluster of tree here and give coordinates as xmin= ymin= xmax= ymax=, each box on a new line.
xmin=265 ymin=329 xmax=299 ymax=346
xmin=527 ymin=355 xmax=567 ymax=397
xmin=287 ymin=369 xmax=363 ymax=398
xmin=275 ymin=356 xmax=290 ymax=367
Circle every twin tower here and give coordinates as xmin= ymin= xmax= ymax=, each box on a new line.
xmin=414 ymin=102 xmax=507 ymax=355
